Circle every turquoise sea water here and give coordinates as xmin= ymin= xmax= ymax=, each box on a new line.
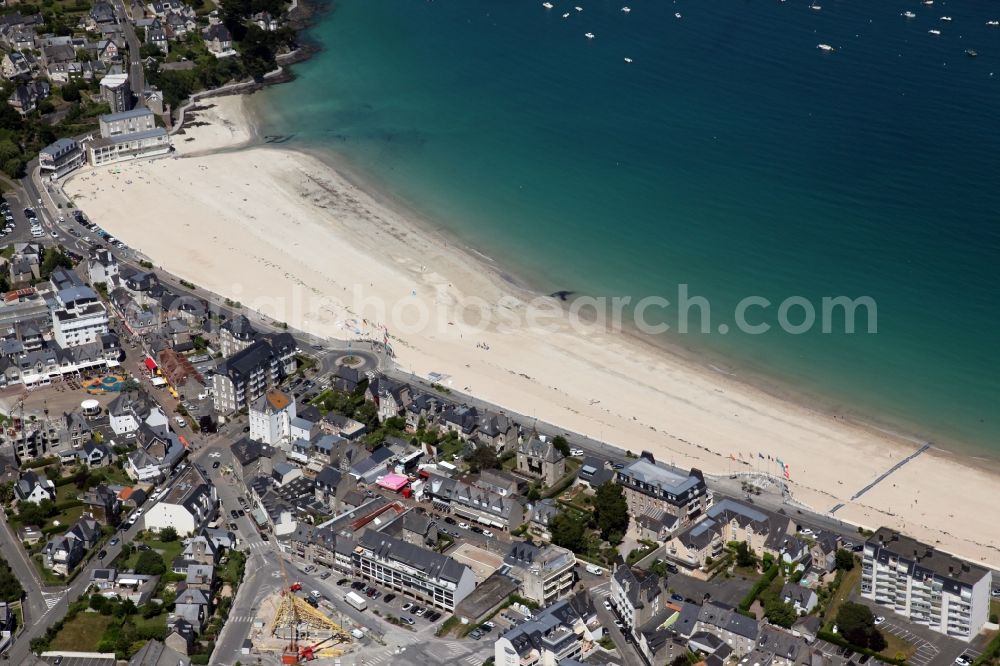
xmin=251 ymin=0 xmax=1000 ymax=453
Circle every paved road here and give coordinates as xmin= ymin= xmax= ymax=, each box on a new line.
xmin=589 ymin=581 xmax=647 ymax=666
xmin=113 ymin=0 xmax=145 ymax=102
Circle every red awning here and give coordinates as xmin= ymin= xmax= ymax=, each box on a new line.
xmin=144 ymin=357 xmax=157 ymax=371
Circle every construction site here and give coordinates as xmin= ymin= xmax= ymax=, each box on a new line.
xmin=247 ymin=583 xmax=357 ymax=664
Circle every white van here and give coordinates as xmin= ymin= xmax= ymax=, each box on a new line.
xmin=585 ymin=564 xmax=604 ymax=575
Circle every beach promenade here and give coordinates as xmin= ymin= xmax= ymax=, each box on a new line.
xmin=60 ymin=95 xmax=1000 ymax=570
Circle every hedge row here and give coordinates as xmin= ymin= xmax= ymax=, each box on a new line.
xmin=739 ymin=563 xmax=780 ymax=611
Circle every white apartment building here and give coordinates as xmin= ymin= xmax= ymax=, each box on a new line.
xmin=861 ymin=527 xmax=991 ymax=642
xmin=353 ymin=531 xmax=475 ymax=612
xmin=249 ymin=388 xmax=296 ymax=445
xmin=51 ymin=286 xmax=109 ymax=348
xmin=504 ymin=541 xmax=576 ymax=607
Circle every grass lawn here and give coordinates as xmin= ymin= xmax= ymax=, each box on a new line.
xmin=991 ymin=599 xmax=1000 ymax=620
xmin=134 ymin=610 xmax=168 ymax=633
xmin=437 ymin=437 xmax=465 ymax=461
xmin=117 ymin=537 xmax=184 ymax=570
xmin=52 ymin=504 xmax=85 ymax=530
xmin=881 ymin=630 xmax=917 ymax=661
xmin=823 ymin=565 xmax=862 ymax=630
xmin=49 ymin=612 xmax=113 ymax=652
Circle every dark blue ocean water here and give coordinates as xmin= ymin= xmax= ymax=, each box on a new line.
xmin=251 ymin=0 xmax=1000 ymax=453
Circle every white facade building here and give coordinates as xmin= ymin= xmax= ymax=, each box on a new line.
xmin=143 ymin=467 xmax=217 ymax=536
xmin=248 ymin=388 xmax=296 ymax=445
xmin=51 ymin=286 xmax=109 ymax=348
xmin=861 ymin=527 xmax=990 ymax=642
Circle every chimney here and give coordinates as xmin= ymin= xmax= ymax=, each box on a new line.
xmin=640 ymin=451 xmax=656 ymax=464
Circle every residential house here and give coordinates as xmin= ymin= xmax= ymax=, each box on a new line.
xmin=218 ymin=314 xmax=257 ymax=357
xmin=143 ymin=466 xmax=217 ymax=535
xmin=1 ymin=51 xmax=30 ymax=79
xmin=365 ymin=376 xmax=411 ymax=422
xmin=203 ymin=23 xmax=233 ymax=56
xmin=781 ymin=582 xmax=818 ymax=616
xmin=88 ymin=127 xmax=171 ymax=166
xmin=43 ymin=515 xmax=101 ymax=576
xmin=90 ymin=568 xmax=160 ymax=605
xmin=145 ymin=19 xmax=168 ymax=53
xmin=99 ymin=106 xmax=157 ymax=137
xmin=173 ymin=586 xmax=211 ymax=631
xmin=494 ymin=595 xmax=602 ymax=666
xmin=230 ymin=437 xmax=275 ymax=488
xmin=82 ymin=483 xmax=122 ymax=526
xmin=516 ymin=436 xmax=566 ymax=487
xmin=14 ymin=470 xmax=55 ymax=504
xmin=8 ymin=80 xmax=50 ymax=115
xmin=609 ymin=562 xmax=668 ymax=639
xmin=128 ymin=638 xmax=191 ymax=666
xmin=694 ymin=601 xmax=761 ymax=656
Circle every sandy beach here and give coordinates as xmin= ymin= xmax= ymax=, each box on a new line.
xmin=64 ymin=95 xmax=1000 ymax=568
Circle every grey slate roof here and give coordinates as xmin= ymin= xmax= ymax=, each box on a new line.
xmin=357 ymin=530 xmax=469 ymax=584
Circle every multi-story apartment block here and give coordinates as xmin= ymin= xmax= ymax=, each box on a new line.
xmin=100 ymin=73 xmax=132 ymax=113
xmin=88 ymin=127 xmax=170 ymax=166
xmin=504 ymin=541 xmax=576 ymax=606
xmin=616 ymin=452 xmax=711 ymax=534
xmin=861 ymin=527 xmax=990 ymax=642
xmin=353 ymin=530 xmax=475 ymax=612
xmin=212 ymin=334 xmax=297 ymax=414
xmin=50 ymin=285 xmax=109 ymax=348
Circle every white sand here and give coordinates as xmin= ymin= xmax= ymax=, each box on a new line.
xmin=64 ymin=95 xmax=1000 ymax=568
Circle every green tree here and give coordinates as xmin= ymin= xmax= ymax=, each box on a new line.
xmin=834 ymin=549 xmax=855 ymax=571
xmin=39 ymin=247 xmax=73 ymax=278
xmin=465 ymin=445 xmax=499 ymax=473
xmin=836 ymin=601 xmax=885 ymax=650
xmin=135 ymin=550 xmax=166 ymax=576
xmin=60 ymin=82 xmax=80 ymax=102
xmin=551 ymin=435 xmax=570 ymax=458
xmin=763 ymin=597 xmax=797 ymax=628
xmin=0 ymin=481 xmax=13 ymax=506
xmin=0 ymin=557 xmax=24 ymax=602
xmin=551 ymin=511 xmax=588 ymax=553
xmin=160 ymin=526 xmax=178 ymax=542
xmin=735 ymin=541 xmax=757 ymax=568
xmin=594 ymin=481 xmax=629 ymax=542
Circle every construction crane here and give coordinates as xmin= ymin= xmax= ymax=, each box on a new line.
xmin=268 ymin=542 xmax=351 ymax=665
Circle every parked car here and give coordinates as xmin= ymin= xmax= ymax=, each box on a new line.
xmin=482 ymin=529 xmax=494 ymax=537
xmin=212 ymin=461 xmax=220 ymax=469
xmin=231 ymin=510 xmax=239 ymax=519
xmin=336 ymin=578 xmax=349 ymax=586
xmin=383 ymin=594 xmax=396 ymax=603
xmin=670 ymin=594 xmax=684 ymax=602
xmin=458 ymin=522 xmax=470 ymax=530
xmin=469 ymin=630 xmax=482 ymax=640
xmin=229 ymin=522 xmax=238 ymax=530
xmin=874 ymin=616 xmax=886 ymax=626
xmin=401 ymin=602 xmax=414 ymax=612
xmin=320 ymin=572 xmax=331 ymax=580
xmin=470 ymin=526 xmax=483 ymax=534
xmin=109 ymin=538 xmax=120 ymax=546
xmin=444 ymin=517 xmax=456 ymax=525
xmin=428 ymin=611 xmax=442 ymax=621
xmin=98 ymin=550 xmax=107 ymax=559
xmin=414 ymin=607 xmax=426 ymax=616
xmin=401 ymin=616 xmax=415 ymax=626
xmin=955 ymin=656 xmax=973 ymax=666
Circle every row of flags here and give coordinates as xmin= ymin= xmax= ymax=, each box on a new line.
xmin=729 ymin=451 xmax=791 ymax=480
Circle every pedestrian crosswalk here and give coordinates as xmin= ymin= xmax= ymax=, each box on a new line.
xmin=228 ymin=614 xmax=256 ymax=623
xmin=42 ymin=593 xmax=63 ymax=610
xmin=242 ymin=540 xmax=271 ymax=552
xmin=461 ymin=655 xmax=481 ymax=666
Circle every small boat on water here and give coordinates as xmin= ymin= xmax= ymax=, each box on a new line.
xmin=810 ymin=3 xmax=821 ymax=11
xmin=817 ymin=43 xmax=834 ymax=51
xmin=542 ymin=2 xmax=553 ymax=8
xmin=928 ymin=29 xmax=941 ymax=35
xmin=575 ymin=5 xmax=583 ymax=11
xmin=675 ymin=12 xmax=682 ymax=18
xmin=988 ymin=20 xmax=1000 ymax=27
xmin=902 ymin=11 xmax=916 ymax=18
xmin=562 ymin=12 xmax=570 ymax=18
xmin=923 ymin=0 xmax=933 ymax=5
xmin=584 ymin=31 xmax=595 ymax=38
xmin=624 ymin=57 xmax=633 ymax=63
xmin=940 ymin=16 xmax=952 ymax=21
xmin=966 ymin=48 xmax=978 ymax=57
xmin=621 ymin=6 xmax=631 ymax=12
